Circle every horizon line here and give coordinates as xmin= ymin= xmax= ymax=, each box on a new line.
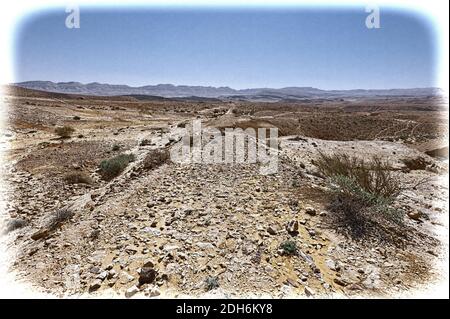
xmin=12 ymin=80 xmax=442 ymax=91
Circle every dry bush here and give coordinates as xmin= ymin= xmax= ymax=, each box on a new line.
xmin=204 ymin=276 xmax=219 ymax=291
xmin=142 ymin=149 xmax=170 ymax=170
xmin=5 ymin=218 xmax=28 ymax=233
xmin=315 ymin=152 xmax=405 ymax=243
xmin=55 ymin=126 xmax=75 ymax=138
xmin=315 ymin=152 xmax=401 ymax=200
xmin=139 ymin=139 xmax=152 ymax=146
xmin=401 ymin=157 xmax=430 ymax=171
xmin=47 ymin=208 xmax=74 ymax=231
xmin=99 ymin=153 xmax=135 ymax=180
xmin=112 ymin=144 xmax=121 ymax=151
xmin=64 ymin=172 xmax=93 ymax=184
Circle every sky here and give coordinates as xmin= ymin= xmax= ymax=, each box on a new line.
xmin=14 ymin=7 xmax=437 ymax=90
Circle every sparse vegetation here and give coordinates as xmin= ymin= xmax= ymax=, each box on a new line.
xmin=47 ymin=208 xmax=74 ymax=231
xmin=112 ymin=144 xmax=121 ymax=151
xmin=402 ymin=157 xmax=429 ymax=171
xmin=55 ymin=126 xmax=75 ymax=138
xmin=8 ymin=86 xmax=447 ymax=297
xmin=279 ymin=240 xmax=297 ymax=256
xmin=73 ymin=115 xmax=81 ymax=120
xmin=142 ymin=149 xmax=170 ymax=170
xmin=64 ymin=172 xmax=93 ymax=185
xmin=315 ymin=152 xmax=404 ymax=242
xmin=139 ymin=139 xmax=152 ymax=146
xmin=316 ymin=152 xmax=401 ymax=200
xmin=205 ymin=276 xmax=219 ymax=291
xmin=5 ymin=218 xmax=28 ymax=233
xmin=99 ymin=153 xmax=135 ymax=180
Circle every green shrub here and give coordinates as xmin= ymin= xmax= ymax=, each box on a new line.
xmin=55 ymin=126 xmax=75 ymax=138
xmin=279 ymin=240 xmax=297 ymax=256
xmin=99 ymin=153 xmax=135 ymax=180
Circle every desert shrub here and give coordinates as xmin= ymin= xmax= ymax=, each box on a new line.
xmin=204 ymin=276 xmax=219 ymax=291
xmin=73 ymin=116 xmax=81 ymax=120
xmin=112 ymin=144 xmax=121 ymax=151
xmin=401 ymin=157 xmax=429 ymax=171
xmin=142 ymin=149 xmax=170 ymax=170
xmin=279 ymin=240 xmax=297 ymax=256
xmin=47 ymin=208 xmax=74 ymax=231
xmin=55 ymin=126 xmax=75 ymax=138
xmin=316 ymin=152 xmax=401 ymax=200
xmin=315 ymin=152 xmax=404 ymax=242
xmin=139 ymin=139 xmax=152 ymax=146
xmin=64 ymin=172 xmax=93 ymax=185
xmin=99 ymin=153 xmax=135 ymax=180
xmin=5 ymin=218 xmax=28 ymax=233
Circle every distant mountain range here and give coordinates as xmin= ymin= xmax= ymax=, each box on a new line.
xmin=14 ymin=81 xmax=443 ymax=102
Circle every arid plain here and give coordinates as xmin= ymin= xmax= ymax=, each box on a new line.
xmin=1 ymin=85 xmax=448 ymax=298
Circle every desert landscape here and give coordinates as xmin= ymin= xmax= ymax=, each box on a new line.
xmin=0 ymin=83 xmax=447 ymax=298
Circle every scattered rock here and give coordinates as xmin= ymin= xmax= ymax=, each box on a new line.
xmin=346 ymin=283 xmax=363 ymax=291
xmin=407 ymin=211 xmax=421 ymax=221
xmin=196 ymin=242 xmax=215 ymax=250
xmin=148 ymin=286 xmax=161 ymax=297
xmin=333 ymin=277 xmax=348 ymax=287
xmin=139 ymin=264 xmax=157 ymax=286
xmin=89 ymin=279 xmax=102 ymax=292
xmin=305 ymin=207 xmax=316 ymax=216
xmin=267 ymin=226 xmax=277 ymax=235
xmin=89 ymin=266 xmax=101 ymax=274
xmin=427 ymin=250 xmax=438 ymax=257
xmin=325 ymin=259 xmax=337 ymax=271
xmin=304 ymin=286 xmax=315 ymax=297
xmin=107 ymin=269 xmax=117 ymax=279
xmin=125 ymin=285 xmax=140 ymax=298
xmin=97 ymin=271 xmax=108 ymax=281
xmin=28 ymin=247 xmax=39 ymax=256
xmin=285 ymin=278 xmax=299 ymax=288
xmin=31 ymin=229 xmax=50 ymax=240
xmin=286 ymin=220 xmax=299 ymax=235
xmin=143 ymin=259 xmax=155 ymax=268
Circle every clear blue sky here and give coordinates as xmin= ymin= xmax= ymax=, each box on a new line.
xmin=14 ymin=7 xmax=436 ymax=90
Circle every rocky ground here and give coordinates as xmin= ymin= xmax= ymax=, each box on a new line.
xmin=0 ymin=86 xmax=448 ymax=298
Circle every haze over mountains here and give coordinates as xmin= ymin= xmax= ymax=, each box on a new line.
xmin=15 ymin=81 xmax=443 ymax=102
